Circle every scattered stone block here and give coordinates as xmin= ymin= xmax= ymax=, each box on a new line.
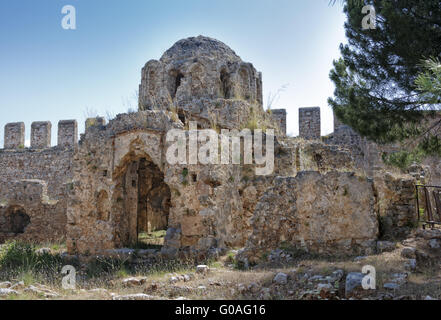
xmin=383 ymin=283 xmax=400 ymax=290
xmin=401 ymin=247 xmax=416 ymax=259
xmin=429 ymin=239 xmax=440 ymax=249
xmin=0 ymin=288 xmax=18 ymax=296
xmin=404 ymin=259 xmax=417 ymax=271
xmin=196 ymin=265 xmax=209 ymax=274
xmin=273 ymin=272 xmax=288 ymax=285
xmin=376 ymin=241 xmax=396 ymax=253
xmin=122 ymin=277 xmax=147 ymax=287
xmin=345 ymin=272 xmax=365 ymax=297
xmin=10 ymin=281 xmax=25 ymax=290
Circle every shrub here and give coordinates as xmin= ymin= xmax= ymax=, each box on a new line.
xmin=0 ymin=241 xmax=64 ymax=284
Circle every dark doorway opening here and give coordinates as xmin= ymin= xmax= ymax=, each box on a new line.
xmin=136 ymin=158 xmax=171 ymax=249
xmin=3 ymin=206 xmax=30 ymax=234
xmin=220 ymin=69 xmax=231 ymax=98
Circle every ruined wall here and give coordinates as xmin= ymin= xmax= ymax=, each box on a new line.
xmin=297 ymin=142 xmax=354 ymax=173
xmin=0 ymin=180 xmax=66 ymax=243
xmin=239 ymin=171 xmax=379 ymax=264
xmin=0 ymin=149 xmax=74 ymax=200
xmin=0 ymin=36 xmax=424 ymax=259
xmin=271 ymin=109 xmax=287 ymax=136
xmin=0 ymin=120 xmax=77 ymax=243
xmin=299 ymin=107 xmax=320 ymax=140
xmin=66 ymin=111 xmax=238 ymax=254
xmin=326 ymin=111 xmax=404 ymax=176
xmin=67 ymin=109 xmax=292 ymax=256
xmin=373 ymin=172 xmax=416 ymax=239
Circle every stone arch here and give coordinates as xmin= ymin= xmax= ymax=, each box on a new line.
xmin=111 ymin=135 xmax=172 ymax=248
xmin=168 ymin=69 xmax=185 ymax=100
xmin=238 ymin=66 xmax=251 ymax=101
xmin=5 ymin=206 xmax=30 ymax=234
xmin=140 ymin=60 xmax=162 ymax=110
xmin=220 ymin=67 xmax=232 ymax=99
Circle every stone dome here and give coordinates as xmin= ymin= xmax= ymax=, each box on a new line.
xmin=160 ymin=36 xmax=242 ymax=65
xmin=138 ymin=36 xmax=265 ymax=130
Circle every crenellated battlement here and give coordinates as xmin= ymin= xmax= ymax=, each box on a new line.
xmin=2 ymin=120 xmax=79 ymax=151
xmin=299 ymin=107 xmax=321 ymax=140
xmin=4 ymin=122 xmax=25 ymax=149
xmin=271 ymin=109 xmax=287 ymax=136
xmin=31 ymin=121 xmax=52 ymax=149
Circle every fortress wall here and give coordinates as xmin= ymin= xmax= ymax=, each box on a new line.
xmin=0 ymin=148 xmax=74 ymax=200
xmin=0 ymin=149 xmax=73 ymax=242
xmin=239 ymin=172 xmax=379 ymax=264
xmin=271 ymin=109 xmax=287 ymax=136
xmin=4 ymin=122 xmax=25 ymax=149
xmin=0 ymin=180 xmax=66 ymax=243
xmin=0 ymin=120 xmax=77 ymax=199
xmin=31 ymin=121 xmax=52 ymax=149
xmin=0 ymin=120 xmax=77 ymax=243
xmin=299 ymin=107 xmax=321 ymax=140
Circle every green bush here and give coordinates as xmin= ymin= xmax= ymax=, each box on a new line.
xmin=0 ymin=241 xmax=64 ymax=283
xmin=382 ymin=150 xmax=423 ymax=170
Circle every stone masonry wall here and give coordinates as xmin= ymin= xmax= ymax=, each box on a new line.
xmin=239 ymin=171 xmax=379 ymax=264
xmin=0 ymin=148 xmax=74 ymax=199
xmin=4 ymin=123 xmax=25 ymax=149
xmin=138 ymin=36 xmax=280 ymax=134
xmin=373 ymin=171 xmax=416 ymax=239
xmin=299 ymin=107 xmax=320 ymax=140
xmin=271 ymin=109 xmax=287 ymax=136
xmin=67 ymin=111 xmax=253 ymax=255
xmin=31 ymin=121 xmax=52 ymax=149
xmin=0 ymin=180 xmax=66 ymax=243
xmin=0 ymin=120 xmax=77 ymax=243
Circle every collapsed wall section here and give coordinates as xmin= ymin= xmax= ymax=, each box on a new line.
xmin=0 ymin=148 xmax=74 ymax=201
xmin=0 ymin=180 xmax=66 ymax=243
xmin=0 ymin=120 xmax=77 ymax=244
xmin=239 ymin=171 xmax=379 ymax=264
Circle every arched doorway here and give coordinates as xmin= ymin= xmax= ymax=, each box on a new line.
xmin=136 ymin=158 xmax=171 ymax=248
xmin=113 ymin=154 xmax=171 ymax=249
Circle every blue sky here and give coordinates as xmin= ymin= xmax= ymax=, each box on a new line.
xmin=0 ymin=0 xmax=347 ymax=146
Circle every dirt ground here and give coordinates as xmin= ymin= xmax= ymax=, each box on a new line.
xmin=1 ymin=239 xmax=440 ymax=300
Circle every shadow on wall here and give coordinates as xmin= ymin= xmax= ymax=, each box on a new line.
xmin=0 ymin=206 xmax=31 ymax=234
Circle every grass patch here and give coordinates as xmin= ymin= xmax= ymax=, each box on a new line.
xmin=0 ymin=241 xmax=65 ymax=285
xmin=135 ymin=230 xmax=167 ymax=250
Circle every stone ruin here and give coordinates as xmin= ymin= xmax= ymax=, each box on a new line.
xmin=0 ymin=36 xmax=425 ymax=262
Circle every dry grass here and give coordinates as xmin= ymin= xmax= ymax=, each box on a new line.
xmin=2 ymin=240 xmax=441 ymax=300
